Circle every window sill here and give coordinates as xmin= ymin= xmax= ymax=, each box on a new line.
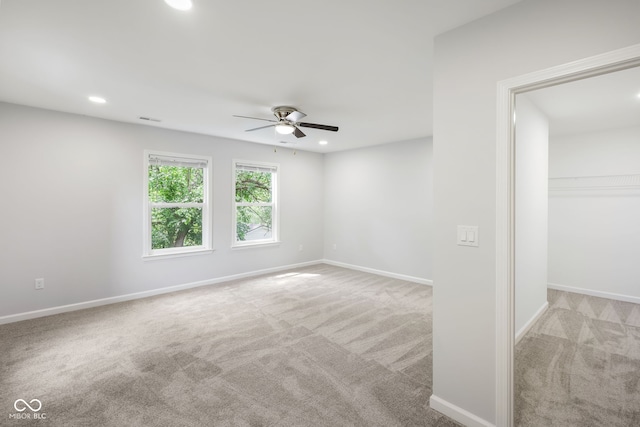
xmin=143 ymin=248 xmax=214 ymax=261
xmin=231 ymin=241 xmax=281 ymax=250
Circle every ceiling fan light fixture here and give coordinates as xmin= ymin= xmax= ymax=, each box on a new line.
xmin=164 ymin=0 xmax=193 ymax=11
xmin=275 ymin=123 xmax=295 ymax=135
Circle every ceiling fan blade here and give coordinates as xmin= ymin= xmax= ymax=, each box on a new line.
xmin=246 ymin=124 xmax=276 ymax=132
xmin=233 ymin=115 xmax=277 ymax=123
xmin=298 ymin=122 xmax=339 ymax=132
xmin=286 ymin=110 xmax=307 ymax=122
xmin=293 ymin=127 xmax=306 ymax=138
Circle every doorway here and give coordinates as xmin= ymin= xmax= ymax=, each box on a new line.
xmin=513 ymin=65 xmax=640 ymax=425
xmin=495 ymin=43 xmax=640 ymax=426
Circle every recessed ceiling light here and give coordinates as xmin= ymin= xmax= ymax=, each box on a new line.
xmin=88 ymin=96 xmax=106 ymax=104
xmin=164 ymin=0 xmax=192 ymax=11
xmin=319 ymin=140 xmax=328 ymax=145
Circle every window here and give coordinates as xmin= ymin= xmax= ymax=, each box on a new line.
xmin=143 ymin=151 xmax=212 ymax=258
xmin=233 ymin=160 xmax=279 ymax=247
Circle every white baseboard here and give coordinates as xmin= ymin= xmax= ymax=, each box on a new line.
xmin=548 ymin=282 xmax=640 ymax=305
xmin=515 ymin=301 xmax=548 ymax=344
xmin=322 ymin=259 xmax=433 ymax=286
xmin=430 ymin=394 xmax=495 ymax=427
xmin=0 ymin=260 xmax=324 ymax=325
xmin=1 ymin=260 xmax=431 ymax=325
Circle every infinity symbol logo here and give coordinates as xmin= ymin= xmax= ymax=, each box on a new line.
xmin=14 ymin=399 xmax=42 ymax=412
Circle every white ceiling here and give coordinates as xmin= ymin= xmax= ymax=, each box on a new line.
xmin=523 ymin=65 xmax=640 ymax=137
xmin=0 ymin=0 xmax=521 ymax=153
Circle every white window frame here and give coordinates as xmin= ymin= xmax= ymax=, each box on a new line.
xmin=143 ymin=150 xmax=212 ymax=259
xmin=232 ymin=159 xmax=279 ymax=248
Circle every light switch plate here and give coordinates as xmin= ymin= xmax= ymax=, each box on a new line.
xmin=457 ymin=226 xmax=479 ymax=247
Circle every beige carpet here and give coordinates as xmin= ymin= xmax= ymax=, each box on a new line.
xmin=516 ymin=289 xmax=640 ymax=426
xmin=0 ymin=264 xmax=459 ymax=426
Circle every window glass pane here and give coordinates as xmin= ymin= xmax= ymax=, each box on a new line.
xmin=235 ymin=170 xmax=272 ymax=203
xmin=151 ymin=207 xmax=203 ymax=249
xmin=149 ymin=165 xmax=204 ymax=203
xmin=236 ymin=206 xmax=272 ymax=242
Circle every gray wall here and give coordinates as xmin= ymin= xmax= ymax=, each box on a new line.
xmin=323 ymin=138 xmax=433 ymax=281
xmin=0 ymin=103 xmax=434 ymax=320
xmin=0 ymin=102 xmax=325 ymax=318
xmin=432 ymin=0 xmax=640 ymax=424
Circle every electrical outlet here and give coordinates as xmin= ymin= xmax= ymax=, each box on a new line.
xmin=35 ymin=278 xmax=45 ymax=290
xmin=333 ymin=243 xmax=337 ymax=250
xmin=298 ymin=244 xmax=303 ymax=252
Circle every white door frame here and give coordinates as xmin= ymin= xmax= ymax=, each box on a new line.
xmin=495 ymin=43 xmax=640 ymax=427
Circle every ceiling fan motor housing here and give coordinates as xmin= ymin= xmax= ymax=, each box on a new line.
xmin=272 ymin=106 xmax=298 ymax=121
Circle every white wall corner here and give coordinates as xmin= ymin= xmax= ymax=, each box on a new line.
xmin=515 ymin=300 xmax=549 ymax=344
xmin=322 ymin=259 xmax=433 ymax=286
xmin=430 ymin=394 xmax=496 ymax=427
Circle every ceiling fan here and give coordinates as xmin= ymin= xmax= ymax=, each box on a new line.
xmin=233 ymin=106 xmax=339 ymax=138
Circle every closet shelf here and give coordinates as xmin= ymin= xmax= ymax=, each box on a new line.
xmin=549 ymin=174 xmax=640 ymax=191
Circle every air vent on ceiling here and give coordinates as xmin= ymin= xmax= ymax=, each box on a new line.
xmin=138 ymin=116 xmax=162 ymax=122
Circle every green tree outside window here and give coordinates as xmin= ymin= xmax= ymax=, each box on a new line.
xmin=149 ymin=164 xmax=204 ymax=249
xmin=234 ymin=163 xmax=277 ymax=244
